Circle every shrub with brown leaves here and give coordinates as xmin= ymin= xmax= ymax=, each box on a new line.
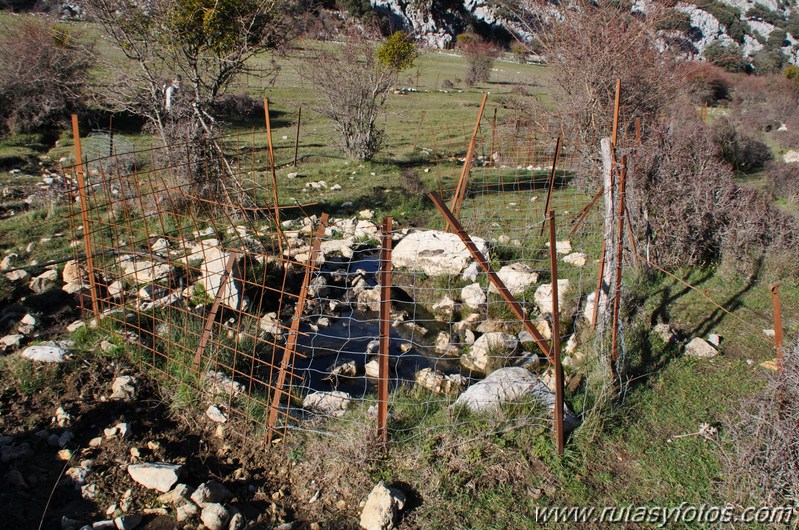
xmin=725 ymin=341 xmax=799 ymax=505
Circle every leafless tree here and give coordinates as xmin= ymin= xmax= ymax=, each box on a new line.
xmin=83 ymin=0 xmax=301 ymax=200
xmin=303 ymin=31 xmax=416 ymax=161
xmin=505 ymin=0 xmax=679 ymax=180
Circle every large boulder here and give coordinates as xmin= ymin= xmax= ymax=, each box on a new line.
xmin=454 ymin=367 xmax=578 ymax=429
xmin=460 ymin=332 xmax=518 ymax=373
xmin=198 ymin=247 xmax=245 ymax=310
xmin=489 ymin=263 xmax=539 ymax=296
xmin=534 ymin=279 xmax=570 ymax=316
xmin=392 ymin=230 xmax=488 ymax=277
xmin=360 ymin=482 xmax=406 ymax=530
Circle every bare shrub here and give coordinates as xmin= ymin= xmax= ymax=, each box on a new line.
xmin=85 ymin=0 xmax=298 ymax=200
xmin=765 ymin=160 xmax=799 ymax=202
xmin=725 ymin=341 xmax=799 ymax=506
xmin=512 ymin=0 xmax=679 ymax=181
xmin=304 ymin=31 xmax=416 ymax=160
xmin=629 ymin=110 xmax=797 ymax=267
xmin=628 ymin=110 xmax=737 ymax=266
xmin=711 ymin=117 xmax=772 ymax=172
xmin=0 ymin=17 xmax=93 ymax=134
xmin=457 ymin=33 xmax=500 ymax=86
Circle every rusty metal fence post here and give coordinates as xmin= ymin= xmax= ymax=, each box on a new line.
xmin=71 ymin=114 xmax=100 ymax=319
xmin=547 ymin=210 xmax=565 ymax=455
xmin=293 ymin=107 xmax=302 ymax=167
xmin=448 ymin=93 xmax=488 ymax=230
xmin=378 ymin=217 xmax=394 ymax=445
xmin=266 ymin=213 xmax=329 ymax=442
xmin=192 ymin=252 xmax=238 ymax=371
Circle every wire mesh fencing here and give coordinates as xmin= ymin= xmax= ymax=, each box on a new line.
xmin=61 ymin=94 xmax=785 ymax=455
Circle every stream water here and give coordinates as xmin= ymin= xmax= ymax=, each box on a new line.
xmin=293 ymin=250 xmax=462 ymax=398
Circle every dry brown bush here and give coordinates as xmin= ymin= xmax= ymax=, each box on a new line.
xmin=628 ymin=109 xmax=797 ymax=267
xmin=0 ymin=17 xmax=93 ymax=134
xmin=724 ymin=341 xmax=799 ymax=506
xmin=765 ymin=160 xmax=799 ymax=203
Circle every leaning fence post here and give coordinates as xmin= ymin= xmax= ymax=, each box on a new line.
xmin=264 ymin=98 xmax=285 ymax=256
xmin=266 ymin=213 xmax=329 ymax=442
xmin=539 ymin=136 xmax=562 ymax=236
xmin=771 ymin=283 xmax=783 ymax=368
xmin=547 ymin=210 xmax=565 ymax=455
xmin=192 ymin=252 xmax=238 ymax=371
xmin=378 ymin=217 xmax=394 ymax=445
xmin=71 ymin=114 xmax=100 ymax=319
xmin=448 ymin=93 xmax=488 ymax=230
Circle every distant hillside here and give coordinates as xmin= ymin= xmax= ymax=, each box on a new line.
xmin=368 ymin=0 xmax=799 ymax=67
xmin=4 ymin=0 xmax=799 ymax=67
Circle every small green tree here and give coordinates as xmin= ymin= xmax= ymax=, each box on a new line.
xmin=307 ymin=31 xmax=417 ymax=160
xmin=703 ymin=42 xmax=748 ymax=72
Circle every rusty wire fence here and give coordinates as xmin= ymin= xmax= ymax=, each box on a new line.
xmin=60 ymin=101 xmax=606 ymax=450
xmin=61 ymin=89 xmax=785 ymax=454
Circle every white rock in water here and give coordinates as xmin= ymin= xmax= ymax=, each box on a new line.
xmin=563 ymin=252 xmax=587 ymax=267
xmin=303 ymin=391 xmax=351 ymax=418
xmin=534 ymin=279 xmax=570 ymax=316
xmin=364 ymin=359 xmax=380 ymax=378
xmin=684 ymin=337 xmax=718 ymax=358
xmin=461 ymin=283 xmax=486 ymax=311
xmin=205 ymin=405 xmax=227 ymax=424
xmin=460 ymin=332 xmax=518 ymax=373
xmin=392 ymin=230 xmax=489 ymax=277
xmin=21 ymin=344 xmax=68 ymax=362
xmin=489 ymin=263 xmax=539 ymax=296
xmin=127 ymin=463 xmax=182 ymax=492
xmin=200 ymin=503 xmax=230 ymax=530
xmin=29 ymin=269 xmax=58 ymax=294
xmin=431 ymin=295 xmax=456 ymax=321
xmin=320 ymin=237 xmax=355 ymax=259
xmin=359 ymin=482 xmax=406 ymax=530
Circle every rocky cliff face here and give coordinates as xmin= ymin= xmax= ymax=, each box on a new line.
xmin=370 ymin=0 xmax=799 ymax=65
